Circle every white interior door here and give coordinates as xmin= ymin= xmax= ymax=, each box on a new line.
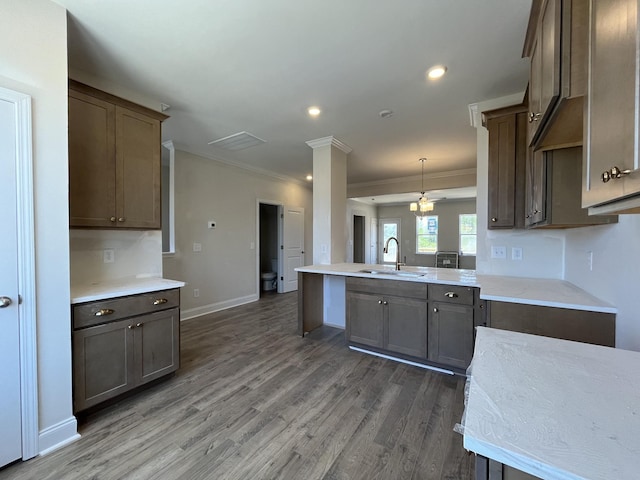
xmin=0 ymin=98 xmax=23 ymax=467
xmin=370 ymin=218 xmax=378 ymax=264
xmin=279 ymin=205 xmax=304 ymax=293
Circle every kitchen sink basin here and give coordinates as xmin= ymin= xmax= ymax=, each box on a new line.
xmin=357 ymin=269 xmax=424 ymax=278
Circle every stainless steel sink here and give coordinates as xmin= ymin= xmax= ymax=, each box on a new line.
xmin=357 ymin=269 xmax=424 ymax=278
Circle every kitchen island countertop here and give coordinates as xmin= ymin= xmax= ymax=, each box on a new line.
xmin=295 ymin=263 xmax=616 ymax=314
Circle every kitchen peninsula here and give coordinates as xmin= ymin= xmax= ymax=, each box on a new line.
xmin=296 ymin=263 xmax=616 ymax=374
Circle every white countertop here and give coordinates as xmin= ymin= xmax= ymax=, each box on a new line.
xmin=295 ymin=263 xmax=616 ymax=313
xmin=462 ymin=327 xmax=640 ymax=479
xmin=71 ymin=277 xmax=186 ymax=304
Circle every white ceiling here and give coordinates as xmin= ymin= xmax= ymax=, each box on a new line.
xmin=352 ymin=186 xmax=478 ymax=206
xmin=54 ymin=0 xmax=531 ymax=187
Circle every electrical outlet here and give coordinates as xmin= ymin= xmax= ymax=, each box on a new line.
xmin=193 ymin=242 xmax=202 ymax=252
xmin=193 ymin=288 xmax=200 ymax=298
xmin=511 ymin=247 xmax=523 ymax=261
xmin=103 ymin=249 xmax=115 ymax=264
xmin=491 ymin=246 xmax=507 ymax=259
xmin=207 ymin=220 xmax=216 ymax=229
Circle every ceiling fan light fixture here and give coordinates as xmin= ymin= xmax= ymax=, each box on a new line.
xmin=411 ymin=158 xmax=434 ymax=216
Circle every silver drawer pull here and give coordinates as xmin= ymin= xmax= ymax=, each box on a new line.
xmin=94 ymin=308 xmax=115 ymax=316
xmin=444 ymin=292 xmax=458 ymax=298
xmin=136 ymin=322 xmax=143 ymax=328
xmin=153 ymin=298 xmax=168 ymax=305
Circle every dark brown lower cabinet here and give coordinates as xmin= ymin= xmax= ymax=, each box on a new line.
xmin=346 ymin=291 xmax=385 ymax=349
xmin=488 ymin=301 xmax=615 ymax=347
xmin=346 ymin=277 xmax=428 ymax=360
xmin=428 ymin=302 xmax=475 ymax=370
xmin=476 ymin=456 xmax=541 ymax=480
xmin=73 ymin=290 xmax=180 ymax=413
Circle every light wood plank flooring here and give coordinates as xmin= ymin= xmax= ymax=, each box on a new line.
xmin=0 ymin=291 xmax=474 ymax=480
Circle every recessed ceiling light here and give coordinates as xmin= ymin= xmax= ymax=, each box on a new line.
xmin=308 ymin=106 xmax=321 ymax=117
xmin=306 ymin=174 xmax=313 ymax=181
xmin=427 ymin=65 xmax=447 ymax=79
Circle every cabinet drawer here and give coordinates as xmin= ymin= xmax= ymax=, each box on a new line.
xmin=73 ymin=288 xmax=180 ymax=329
xmin=346 ymin=276 xmax=427 ymax=299
xmin=429 ymin=284 xmax=475 ymax=306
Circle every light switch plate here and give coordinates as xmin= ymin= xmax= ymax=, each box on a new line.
xmin=193 ymin=242 xmax=202 ymax=252
xmin=511 ymin=247 xmax=523 ymax=261
xmin=103 ymin=249 xmax=115 ymax=264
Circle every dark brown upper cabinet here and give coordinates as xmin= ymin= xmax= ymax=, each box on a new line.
xmin=68 ymin=80 xmax=168 ymax=229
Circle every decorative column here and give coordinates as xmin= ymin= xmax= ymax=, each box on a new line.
xmin=306 ymin=136 xmax=352 ymax=265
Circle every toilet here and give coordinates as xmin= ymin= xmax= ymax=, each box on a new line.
xmin=261 ymin=259 xmax=278 ymax=291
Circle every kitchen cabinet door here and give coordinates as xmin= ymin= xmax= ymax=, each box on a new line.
xmin=68 ymin=90 xmax=117 ymax=228
xmin=527 ymin=0 xmax=561 ymax=144
xmin=526 ymin=147 xmax=617 ymax=227
xmin=136 ymin=308 xmax=180 ymax=384
xmin=346 ymin=291 xmax=384 ymax=349
xmin=116 ymin=106 xmax=162 ymax=229
xmin=73 ymin=318 xmax=135 ymax=412
xmin=428 ymin=302 xmax=475 ymax=370
xmin=486 ymin=108 xmax=527 ymax=229
xmin=583 ymin=0 xmax=640 ymax=213
xmin=386 ymin=296 xmax=428 ymax=359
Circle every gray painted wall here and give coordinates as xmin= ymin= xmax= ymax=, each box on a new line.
xmin=377 ymin=199 xmax=477 ymax=269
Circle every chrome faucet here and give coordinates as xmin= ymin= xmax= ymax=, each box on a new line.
xmin=383 ymin=236 xmax=402 ymax=271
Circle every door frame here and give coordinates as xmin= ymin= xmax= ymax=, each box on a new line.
xmin=379 ymin=217 xmax=401 ymax=265
xmin=256 ymin=199 xmax=284 ymax=294
xmin=0 ymin=86 xmax=38 ymax=459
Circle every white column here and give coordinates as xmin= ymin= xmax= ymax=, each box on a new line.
xmin=306 ymin=136 xmax=351 ymax=265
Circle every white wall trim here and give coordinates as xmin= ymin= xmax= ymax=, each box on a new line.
xmin=0 ymin=86 xmax=39 ymax=460
xmin=161 ymin=140 xmax=176 ymax=254
xmin=38 ymin=417 xmax=80 ymax=456
xmin=306 ymin=135 xmax=353 ymax=154
xmin=180 ymin=294 xmax=258 ymax=322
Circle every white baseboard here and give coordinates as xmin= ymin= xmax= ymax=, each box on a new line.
xmin=39 ymin=416 xmax=80 ymax=456
xmin=180 ymin=294 xmax=259 ymax=321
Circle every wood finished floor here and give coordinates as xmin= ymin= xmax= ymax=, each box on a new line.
xmin=1 ymin=291 xmax=474 ymax=480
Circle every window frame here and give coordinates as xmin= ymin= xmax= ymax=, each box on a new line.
xmin=459 ymin=213 xmax=477 ymax=255
xmin=416 ymin=215 xmax=438 ymax=254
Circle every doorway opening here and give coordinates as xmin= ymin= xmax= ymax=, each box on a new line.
xmin=259 ymin=203 xmax=279 ymax=296
xmin=353 ymin=215 xmax=365 ymax=263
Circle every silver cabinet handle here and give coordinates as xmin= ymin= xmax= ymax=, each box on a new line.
xmin=94 ymin=308 xmax=115 ymax=316
xmin=378 ymin=300 xmax=383 ymax=305
xmin=491 ymin=217 xmax=497 ymax=222
xmin=128 ymin=324 xmax=134 ymax=329
xmin=444 ymin=292 xmax=458 ymax=298
xmin=383 ymin=301 xmax=388 ymax=305
xmin=153 ymin=298 xmax=168 ymax=305
xmin=135 ymin=322 xmax=143 ymax=328
xmin=110 ymin=216 xmax=117 ymax=222
xmin=433 ymin=307 xmax=438 ymax=313
xmin=0 ymin=296 xmax=12 ymax=308
xmin=118 ymin=217 xmax=125 ymax=222
xmin=611 ymin=166 xmax=632 ymax=178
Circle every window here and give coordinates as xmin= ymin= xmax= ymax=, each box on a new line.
xmin=416 ymin=216 xmax=438 ymax=254
xmin=459 ymin=214 xmax=477 ymax=255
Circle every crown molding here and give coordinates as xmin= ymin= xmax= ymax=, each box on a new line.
xmin=172 ymin=143 xmax=310 ymax=188
xmin=305 ymin=135 xmax=353 ymax=154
